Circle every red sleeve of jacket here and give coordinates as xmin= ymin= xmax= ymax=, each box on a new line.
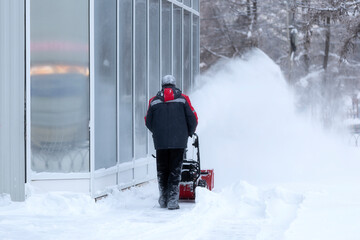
xmin=144 ymin=96 xmax=156 ymax=125
xmin=182 ymin=94 xmax=198 ymax=122
xmin=182 ymin=94 xmax=198 ymax=135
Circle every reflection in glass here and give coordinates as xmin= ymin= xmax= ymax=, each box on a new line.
xmin=94 ymin=0 xmax=117 ymax=170
xmin=184 ymin=0 xmax=191 ymax=7
xmin=30 ymin=0 xmax=89 ymax=173
xmin=183 ymin=11 xmax=191 ymax=94
xmin=161 ymin=0 xmax=172 ymax=76
xmin=119 ymin=0 xmax=133 ymax=163
xmin=193 ymin=0 xmax=199 ymax=11
xmin=149 ymin=0 xmax=160 ymax=97
xmin=135 ymin=0 xmax=147 ymax=159
xmin=173 ymin=6 xmax=182 ymax=89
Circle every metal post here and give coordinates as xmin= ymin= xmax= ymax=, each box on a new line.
xmin=89 ymin=0 xmax=95 ymax=197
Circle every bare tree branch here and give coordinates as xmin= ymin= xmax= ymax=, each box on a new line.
xmin=202 ymin=46 xmax=230 ymax=59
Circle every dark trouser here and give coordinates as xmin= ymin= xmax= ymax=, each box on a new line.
xmin=156 ymin=149 xmax=184 ymax=206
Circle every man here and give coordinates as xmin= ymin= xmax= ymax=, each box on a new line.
xmin=145 ymin=75 xmax=198 ymax=210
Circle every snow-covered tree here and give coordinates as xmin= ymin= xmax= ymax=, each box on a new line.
xmin=200 ymin=0 xmax=360 ymax=127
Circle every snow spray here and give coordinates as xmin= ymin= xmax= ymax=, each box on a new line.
xmin=190 ymin=49 xmax=360 ymax=188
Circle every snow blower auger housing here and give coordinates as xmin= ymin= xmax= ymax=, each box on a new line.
xmin=179 ymin=133 xmax=214 ymax=200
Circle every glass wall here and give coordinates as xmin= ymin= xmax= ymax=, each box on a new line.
xmin=173 ymin=6 xmax=182 ymax=88
xmin=28 ymin=0 xmax=200 ymax=189
xmin=94 ymin=0 xmax=117 ymax=170
xmin=30 ymin=0 xmax=89 ymax=173
xmin=183 ymin=11 xmax=191 ymax=93
xmin=161 ymin=0 xmax=172 ymax=76
xmin=118 ymin=0 xmax=133 ymax=163
xmin=193 ymin=0 xmax=199 ymax=11
xmin=134 ymin=0 xmax=147 ymax=159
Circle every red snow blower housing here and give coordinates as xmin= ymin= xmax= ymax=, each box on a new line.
xmin=179 ymin=133 xmax=214 ymax=200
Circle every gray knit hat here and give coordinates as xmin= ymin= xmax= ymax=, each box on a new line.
xmin=162 ymin=75 xmax=176 ymax=86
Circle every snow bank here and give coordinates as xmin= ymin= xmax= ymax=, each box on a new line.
xmin=0 ymin=194 xmax=11 ymax=207
xmin=191 ymin=49 xmax=360 ymax=187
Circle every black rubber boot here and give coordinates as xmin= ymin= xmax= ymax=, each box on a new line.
xmin=158 ymin=195 xmax=167 ymax=208
xmin=158 ymin=175 xmax=168 ymax=208
xmin=156 ymin=151 xmax=170 ymax=208
xmin=167 ymin=154 xmax=183 ymax=210
xmin=167 ymin=184 xmax=180 ymax=210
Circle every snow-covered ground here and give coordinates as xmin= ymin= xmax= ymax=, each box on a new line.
xmin=1 ymin=50 xmax=360 ymax=240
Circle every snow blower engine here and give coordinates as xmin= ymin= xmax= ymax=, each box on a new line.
xmin=179 ymin=133 xmax=214 ymax=200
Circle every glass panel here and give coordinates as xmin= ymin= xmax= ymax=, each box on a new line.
xmin=119 ymin=0 xmax=133 ymax=163
xmin=184 ymin=0 xmax=191 ymax=7
xmin=173 ymin=6 xmax=182 ymax=88
xmin=192 ymin=15 xmax=199 ymax=85
xmin=30 ymin=0 xmax=89 ymax=173
xmin=149 ymin=0 xmax=160 ymax=97
xmin=161 ymin=0 xmax=172 ymax=76
xmin=135 ymin=0 xmax=147 ymax=159
xmin=183 ymin=11 xmax=191 ymax=94
xmin=193 ymin=0 xmax=199 ymax=11
xmin=94 ymin=0 xmax=117 ymax=170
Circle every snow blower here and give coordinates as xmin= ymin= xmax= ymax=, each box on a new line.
xmin=179 ymin=133 xmax=214 ymax=200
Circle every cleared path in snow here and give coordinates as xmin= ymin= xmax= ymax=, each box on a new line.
xmin=0 ymin=181 xmax=305 ymax=240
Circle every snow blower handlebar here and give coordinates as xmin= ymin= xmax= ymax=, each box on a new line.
xmin=180 ymin=133 xmax=214 ymax=200
xmin=192 ymin=133 xmax=200 ymax=171
xmin=191 ymin=133 xmax=200 ymax=176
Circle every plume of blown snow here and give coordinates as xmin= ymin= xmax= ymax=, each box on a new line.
xmin=191 ymin=49 xmax=360 ymax=188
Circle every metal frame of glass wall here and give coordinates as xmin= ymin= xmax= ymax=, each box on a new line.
xmin=25 ymin=0 xmax=200 ymax=198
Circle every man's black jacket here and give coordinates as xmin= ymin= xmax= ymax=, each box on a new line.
xmin=145 ymin=85 xmax=198 ymax=150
